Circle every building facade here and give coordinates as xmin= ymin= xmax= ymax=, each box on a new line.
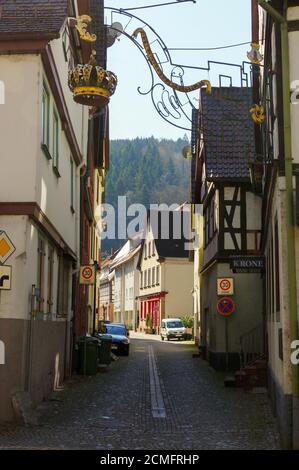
xmin=0 ymin=0 xmax=92 ymax=421
xmin=137 ymin=210 xmax=193 ymax=334
xmin=192 ymin=87 xmax=264 ymax=370
xmin=255 ymin=0 xmax=299 ymax=449
xmin=0 ymin=0 xmax=110 ymax=422
xmin=110 ymin=239 xmax=141 ymax=329
xmin=99 ymin=251 xmax=118 ymax=323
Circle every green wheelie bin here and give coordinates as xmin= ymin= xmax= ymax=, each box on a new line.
xmin=78 ymin=336 xmax=98 ymax=375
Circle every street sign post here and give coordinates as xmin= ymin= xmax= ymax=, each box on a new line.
xmin=217 ymin=278 xmax=234 ymax=295
xmin=217 ymin=297 xmax=235 ymax=317
xmin=80 ymin=265 xmax=95 ymax=285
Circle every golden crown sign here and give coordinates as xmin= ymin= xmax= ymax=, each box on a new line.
xmin=68 ymin=16 xmax=117 ymax=107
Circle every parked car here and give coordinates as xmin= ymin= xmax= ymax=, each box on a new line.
xmin=160 ymin=318 xmax=187 ymax=341
xmin=98 ymin=323 xmax=130 ymax=356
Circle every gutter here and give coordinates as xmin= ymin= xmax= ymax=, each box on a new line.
xmin=258 ymin=0 xmax=299 ymax=449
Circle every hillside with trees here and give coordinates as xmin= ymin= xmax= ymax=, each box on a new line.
xmin=102 ymin=136 xmax=191 ymax=254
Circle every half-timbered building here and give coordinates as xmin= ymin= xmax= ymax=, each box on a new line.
xmin=192 ymin=87 xmax=263 ymax=370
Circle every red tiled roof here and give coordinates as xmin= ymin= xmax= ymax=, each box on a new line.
xmin=0 ymin=0 xmax=68 ymax=37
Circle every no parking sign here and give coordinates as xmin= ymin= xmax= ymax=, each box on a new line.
xmin=217 ymin=297 xmax=235 ymax=317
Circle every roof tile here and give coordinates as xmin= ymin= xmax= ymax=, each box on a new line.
xmin=0 ymin=0 xmax=68 ymax=35
xmin=200 ymin=87 xmax=255 ymax=180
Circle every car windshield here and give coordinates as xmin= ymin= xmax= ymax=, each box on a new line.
xmin=166 ymin=321 xmax=183 ymax=328
xmin=105 ymin=325 xmax=126 ymax=336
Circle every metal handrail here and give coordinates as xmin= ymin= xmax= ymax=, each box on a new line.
xmin=239 ymin=323 xmax=264 ymax=368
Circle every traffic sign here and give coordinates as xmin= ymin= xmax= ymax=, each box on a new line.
xmin=80 ymin=265 xmax=95 ymax=285
xmin=217 ymin=278 xmax=234 ymax=295
xmin=217 ymin=297 xmax=235 ymax=317
xmin=0 ymin=231 xmax=16 ymax=265
xmin=0 ymin=266 xmax=12 ymax=290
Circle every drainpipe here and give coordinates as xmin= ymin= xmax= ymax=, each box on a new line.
xmin=258 ymin=0 xmax=299 ymax=449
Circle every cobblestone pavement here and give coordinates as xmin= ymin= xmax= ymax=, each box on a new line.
xmin=0 ymin=334 xmax=280 ymax=450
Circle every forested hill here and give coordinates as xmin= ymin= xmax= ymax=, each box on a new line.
xmin=106 ymin=136 xmax=190 ymax=208
xmin=103 ymin=136 xmax=191 ymax=254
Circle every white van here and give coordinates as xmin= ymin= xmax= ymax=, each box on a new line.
xmin=160 ymin=318 xmax=187 ymax=341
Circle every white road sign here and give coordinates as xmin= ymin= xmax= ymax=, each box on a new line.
xmin=80 ymin=265 xmax=95 ymax=285
xmin=0 ymin=266 xmax=12 ymax=290
xmin=217 ymin=278 xmax=234 ymax=296
xmin=0 ymin=231 xmax=16 ymax=265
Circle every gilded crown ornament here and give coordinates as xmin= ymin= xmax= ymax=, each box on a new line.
xmin=68 ymin=16 xmax=117 ymax=108
xmin=75 ymin=15 xmax=97 ymax=43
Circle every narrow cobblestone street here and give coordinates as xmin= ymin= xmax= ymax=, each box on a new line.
xmin=0 ymin=334 xmax=280 ymax=450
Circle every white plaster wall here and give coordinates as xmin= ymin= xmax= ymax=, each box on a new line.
xmin=164 ymin=260 xmax=193 ymax=318
xmin=0 ymin=55 xmax=39 ymax=202
xmin=114 ymin=268 xmax=121 ymax=312
xmin=124 ymin=260 xmax=134 ymax=312
xmin=50 ymin=38 xmax=88 ymax=154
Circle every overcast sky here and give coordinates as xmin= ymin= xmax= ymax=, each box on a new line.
xmin=106 ymin=0 xmax=252 ymax=140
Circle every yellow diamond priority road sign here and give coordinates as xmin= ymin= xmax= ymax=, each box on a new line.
xmin=0 ymin=231 xmax=16 ymax=265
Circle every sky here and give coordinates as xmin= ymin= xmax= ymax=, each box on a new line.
xmin=105 ymin=0 xmax=252 ymax=140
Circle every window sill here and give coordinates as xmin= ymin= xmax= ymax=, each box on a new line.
xmin=41 ymin=143 xmax=52 ymax=160
xmin=53 ymin=166 xmax=61 ymax=178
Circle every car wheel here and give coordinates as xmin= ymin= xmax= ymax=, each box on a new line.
xmin=167 ymin=336 xmax=170 ymax=341
xmin=161 ymin=335 xmax=164 ymax=341
xmin=123 ymin=345 xmax=130 ymax=356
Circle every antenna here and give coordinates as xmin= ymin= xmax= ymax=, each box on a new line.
xmin=106 ymin=22 xmax=124 ymax=47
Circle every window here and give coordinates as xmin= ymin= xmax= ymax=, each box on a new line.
xmin=70 ymin=157 xmax=75 ymax=213
xmin=144 ymin=243 xmax=147 ymax=259
xmin=47 ymin=246 xmax=54 ymax=314
xmin=97 ymin=173 xmax=100 ymax=205
xmin=57 ymin=256 xmax=69 ymax=317
xmin=152 ymin=242 xmax=155 ymax=256
xmin=140 ymin=271 xmax=143 ymax=289
xmin=41 ymin=82 xmax=50 ymax=157
xmin=62 ymin=28 xmax=69 ymax=62
xmin=156 ymin=265 xmax=160 ymax=285
xmin=37 ymin=238 xmax=45 ymax=312
xmin=52 ymin=109 xmax=60 ymax=176
xmin=148 ymin=268 xmax=151 ymax=287
xmin=144 ymin=270 xmax=147 ymax=288
xmin=148 ymin=241 xmax=151 ymax=257
xmin=152 ymin=267 xmax=155 ymax=286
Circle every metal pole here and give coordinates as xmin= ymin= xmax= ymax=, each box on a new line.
xmin=225 ymin=318 xmax=229 ymax=372
xmin=93 ymin=261 xmax=98 ymax=335
xmin=258 ymin=0 xmax=299 ymax=449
